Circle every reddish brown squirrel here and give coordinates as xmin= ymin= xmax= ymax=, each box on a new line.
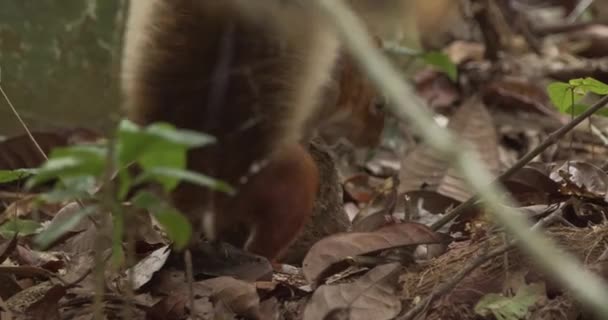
xmin=121 ymin=0 xmax=383 ymax=262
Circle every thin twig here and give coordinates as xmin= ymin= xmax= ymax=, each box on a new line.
xmin=315 ymin=0 xmax=608 ymax=317
xmin=185 ymin=250 xmax=195 ymax=316
xmin=0 ymin=84 xmax=47 ymax=161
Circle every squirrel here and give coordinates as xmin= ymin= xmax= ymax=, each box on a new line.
xmin=121 ymin=0 xmax=383 ymax=262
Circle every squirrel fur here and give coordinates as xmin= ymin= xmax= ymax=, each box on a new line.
xmin=121 ymin=0 xmax=382 ymax=261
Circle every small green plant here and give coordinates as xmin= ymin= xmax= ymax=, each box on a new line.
xmin=547 ymin=77 xmax=608 ymax=116
xmin=0 ymin=119 xmax=234 ymax=264
xmin=420 ymin=51 xmax=458 ymax=82
xmin=474 ymin=283 xmax=544 ymax=320
xmin=0 ymin=218 xmax=41 ymax=238
xmin=0 ymin=168 xmax=37 ymax=183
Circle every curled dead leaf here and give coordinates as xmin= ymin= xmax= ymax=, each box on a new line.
xmin=114 ymin=245 xmax=171 ymax=292
xmin=302 ymin=222 xmax=440 ymax=286
xmin=303 ymin=263 xmax=402 ymax=320
xmin=200 ymin=276 xmax=261 ymax=319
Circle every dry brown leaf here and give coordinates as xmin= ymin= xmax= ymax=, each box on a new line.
xmin=150 ymin=275 xmax=260 ymax=320
xmin=564 ymin=24 xmax=608 ymax=58
xmin=501 ymin=166 xmax=561 ymax=205
xmin=183 ymin=242 xmax=273 ymax=282
xmin=351 ymin=176 xmax=399 ymax=232
xmin=399 ymin=96 xmax=500 ymax=202
xmin=403 ymin=190 xmax=462 ymax=215
xmin=303 ymin=263 xmax=401 ymax=320
xmin=259 ymin=297 xmax=280 ymax=320
xmin=152 ymin=269 xmax=188 ymax=296
xmin=5 ymin=281 xmax=65 ymax=319
xmin=343 ymin=174 xmax=376 ymax=204
xmin=58 ymin=252 xmax=94 ymax=289
xmin=550 ymin=161 xmax=608 ymax=201
xmin=0 ymin=266 xmax=55 ymax=280
xmin=483 ymin=78 xmax=557 ymax=117
xmin=146 ymin=292 xmax=194 ymax=320
xmin=0 ymin=234 xmax=18 ymax=264
xmin=199 ymin=276 xmax=261 ymax=319
xmin=14 ymin=246 xmax=64 ymax=272
xmin=0 ymin=195 xmax=46 ymax=224
xmin=54 ymin=210 xmax=112 ymax=257
xmin=413 ymin=69 xmax=461 ymax=111
xmin=113 ymin=245 xmax=171 ymax=292
xmin=0 ymin=273 xmax=22 ymax=300
xmin=302 ymin=222 xmax=440 ymax=285
xmin=45 ymin=202 xmax=91 ymax=235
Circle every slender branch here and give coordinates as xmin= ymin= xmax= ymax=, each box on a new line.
xmin=314 ymin=0 xmax=608 ymax=317
xmin=0 ymin=84 xmax=47 ymax=161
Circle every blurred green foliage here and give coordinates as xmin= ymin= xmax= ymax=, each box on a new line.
xmin=0 ymin=0 xmax=125 ymax=136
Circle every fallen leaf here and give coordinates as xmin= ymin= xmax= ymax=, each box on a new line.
xmin=114 ymin=245 xmax=171 ymax=291
xmin=0 ymin=273 xmax=22 ymax=300
xmin=399 ymin=96 xmax=499 ymax=202
xmin=200 ymin=276 xmax=261 ymax=319
xmin=351 ymin=176 xmax=399 ymax=232
xmin=0 ymin=234 xmax=18 ymax=264
xmin=501 ymin=166 xmax=561 ymax=205
xmin=303 ymin=263 xmax=402 ymax=320
xmin=550 ymin=161 xmax=608 ymax=201
xmin=303 ymin=223 xmax=440 ymax=285
xmin=413 ymin=69 xmax=461 ymax=111
xmin=5 ymin=281 xmax=66 ymax=318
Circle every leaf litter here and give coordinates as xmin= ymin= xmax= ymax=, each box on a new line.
xmin=4 ymin=2 xmax=608 ymax=319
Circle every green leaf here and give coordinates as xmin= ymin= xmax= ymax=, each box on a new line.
xmin=547 ymin=82 xmax=582 ymax=113
xmin=117 ymin=120 xmax=220 ymax=193
xmin=138 ymin=142 xmax=186 ymax=172
xmin=136 ymin=167 xmax=235 ymax=194
xmin=34 ymin=175 xmax=96 ymax=204
xmin=50 ymin=145 xmax=106 ymax=160
xmin=568 ymin=78 xmax=584 ymax=87
xmin=571 ymin=77 xmax=608 ymax=95
xmin=117 ymin=119 xmax=215 ymax=167
xmin=38 ymin=186 xmax=93 ymax=203
xmin=34 ymin=204 xmax=98 ymax=248
xmin=0 ymin=169 xmax=37 ymax=183
xmin=131 ymin=190 xmax=161 ymax=209
xmin=421 ymin=51 xmax=458 ymax=81
xmin=153 ymin=208 xmax=192 ymax=250
xmin=566 ymin=103 xmax=608 ymax=117
xmin=475 ymin=283 xmax=543 ymax=320
xmin=132 ymin=191 xmax=191 ymax=250
xmin=0 ymin=219 xmax=42 ymax=238
xmin=146 ymin=122 xmax=216 ymax=147
xmin=26 ymin=145 xmax=106 ymax=188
